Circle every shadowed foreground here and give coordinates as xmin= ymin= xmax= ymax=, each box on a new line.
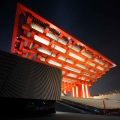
xmin=2 ymin=112 xmax=120 ymax=120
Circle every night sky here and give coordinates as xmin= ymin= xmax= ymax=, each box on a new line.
xmin=0 ymin=0 xmax=120 ymax=95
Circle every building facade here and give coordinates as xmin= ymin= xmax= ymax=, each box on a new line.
xmin=11 ymin=3 xmax=116 ymax=98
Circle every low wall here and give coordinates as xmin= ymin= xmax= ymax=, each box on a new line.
xmin=91 ymin=94 xmax=120 ymax=101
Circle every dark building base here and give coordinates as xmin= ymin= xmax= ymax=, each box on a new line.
xmin=0 ymin=97 xmax=56 ymax=115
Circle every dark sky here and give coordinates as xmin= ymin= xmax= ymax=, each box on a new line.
xmin=0 ymin=0 xmax=120 ymax=95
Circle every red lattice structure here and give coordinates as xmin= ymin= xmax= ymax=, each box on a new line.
xmin=11 ymin=3 xmax=116 ymax=98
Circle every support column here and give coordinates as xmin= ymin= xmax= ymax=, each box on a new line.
xmin=71 ymin=85 xmax=74 ymax=97
xmin=28 ymin=52 xmax=34 ymax=59
xmin=65 ymin=90 xmax=69 ymax=96
xmin=64 ymin=89 xmax=69 ymax=96
xmin=82 ymin=84 xmax=85 ymax=98
xmin=69 ymin=90 xmax=71 ymax=97
xmin=74 ymin=85 xmax=76 ymax=97
xmin=87 ymin=86 xmax=90 ymax=98
xmin=85 ymin=84 xmax=89 ymax=98
xmin=88 ymin=82 xmax=92 ymax=98
xmin=75 ymin=85 xmax=79 ymax=97
xmin=69 ymin=83 xmax=72 ymax=97
xmin=78 ymin=84 xmax=82 ymax=98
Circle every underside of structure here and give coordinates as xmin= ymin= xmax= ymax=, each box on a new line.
xmin=11 ymin=3 xmax=116 ymax=98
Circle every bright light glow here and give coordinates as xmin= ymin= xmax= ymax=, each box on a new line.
xmin=76 ymin=86 xmax=78 ymax=97
xmin=69 ymin=52 xmax=85 ymax=62
xmin=87 ymin=61 xmax=95 ymax=67
xmin=37 ymin=47 xmax=52 ymax=55
xmin=58 ymin=56 xmax=66 ymax=61
xmin=58 ymin=56 xmax=74 ymax=64
xmin=46 ymin=31 xmax=58 ymax=40
xmin=64 ymin=66 xmax=81 ymax=73
xmin=58 ymin=38 xmax=67 ymax=45
xmin=62 ymin=78 xmax=76 ymax=83
xmin=30 ymin=22 xmax=44 ymax=33
xmin=84 ymin=72 xmax=90 ymax=76
xmin=66 ymin=59 xmax=74 ymax=64
xmin=85 ymin=85 xmax=89 ymax=98
xmin=76 ymin=63 xmax=88 ymax=69
xmin=48 ymin=60 xmax=62 ymax=67
xmin=68 ymin=44 xmax=80 ymax=52
xmin=40 ymin=57 xmax=46 ymax=61
xmin=82 ymin=84 xmax=85 ymax=98
xmin=97 ymin=66 xmax=104 ymax=71
xmin=90 ymin=69 xmax=96 ymax=73
xmin=72 ymin=87 xmax=74 ymax=97
xmin=67 ymin=73 xmax=77 ymax=78
xmin=68 ymin=37 xmax=70 ymax=40
xmin=81 ymin=51 xmax=92 ymax=58
xmin=52 ymin=44 xmax=66 ymax=53
xmin=34 ymin=35 xmax=50 ymax=46
xmin=94 ymin=59 xmax=104 ymax=65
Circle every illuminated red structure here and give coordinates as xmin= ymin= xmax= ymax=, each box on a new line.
xmin=11 ymin=3 xmax=116 ymax=98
